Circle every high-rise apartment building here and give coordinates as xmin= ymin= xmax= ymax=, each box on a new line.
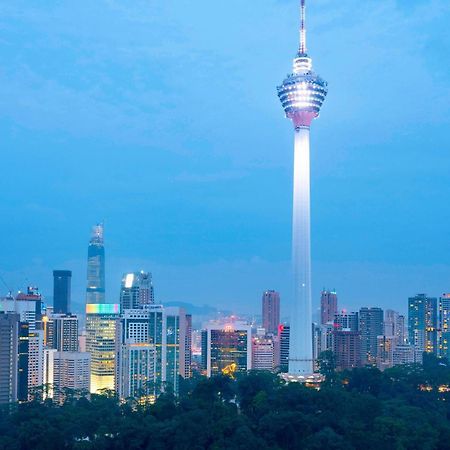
xmin=408 ymin=294 xmax=438 ymax=354
xmin=204 ymin=321 xmax=252 ymax=377
xmin=320 ymin=290 xmax=338 ymax=325
xmin=439 ymin=294 xmax=450 ymax=360
xmin=86 ymin=224 xmax=105 ymax=305
xmin=53 ymin=352 xmax=91 ymax=404
xmin=86 ymin=304 xmax=119 ymax=393
xmin=262 ymin=290 xmax=280 ymax=335
xmin=359 ymin=307 xmax=384 ymax=365
xmin=47 ymin=314 xmax=79 ymax=352
xmin=120 ymin=271 xmax=154 ymax=312
xmin=183 ymin=314 xmax=193 ymax=379
xmin=53 ymin=270 xmax=72 ymax=314
xmin=277 ymin=0 xmax=328 ymax=376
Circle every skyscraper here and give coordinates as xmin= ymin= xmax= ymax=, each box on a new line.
xmin=86 ymin=223 xmax=105 ymax=305
xmin=359 ymin=307 xmax=384 ymax=365
xmin=277 ymin=0 xmax=328 ymax=376
xmin=0 ymin=313 xmax=21 ymax=404
xmin=278 ymin=324 xmax=290 ymax=373
xmin=320 ymin=290 xmax=338 ymax=325
xmin=262 ymin=290 xmax=280 ymax=335
xmin=53 ymin=270 xmax=72 ymax=314
xmin=116 ymin=305 xmax=191 ymax=397
xmin=86 ymin=304 xmax=119 ymax=393
xmin=408 ymin=294 xmax=438 ymax=354
xmin=120 ymin=271 xmax=154 ymax=313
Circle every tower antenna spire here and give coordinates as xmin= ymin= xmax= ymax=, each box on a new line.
xmin=299 ymin=0 xmax=307 ymax=56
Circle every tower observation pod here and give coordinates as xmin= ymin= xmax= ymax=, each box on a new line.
xmin=277 ymin=0 xmax=328 ymax=377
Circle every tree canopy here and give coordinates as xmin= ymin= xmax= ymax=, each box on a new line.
xmin=2 ymin=356 xmax=450 ymax=449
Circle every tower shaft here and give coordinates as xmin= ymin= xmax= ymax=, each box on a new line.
xmin=290 ymin=125 xmax=313 ymax=374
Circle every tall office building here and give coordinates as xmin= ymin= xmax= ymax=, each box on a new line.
xmin=116 ymin=343 xmax=155 ymax=401
xmin=333 ymin=330 xmax=361 ymax=371
xmin=0 ymin=313 xmax=21 ymax=404
xmin=2 ymin=287 xmax=43 ymax=331
xmin=334 ymin=311 xmax=359 ymax=332
xmin=120 ymin=271 xmax=154 ymax=312
xmin=359 ymin=307 xmax=384 ymax=365
xmin=47 ymin=314 xmax=79 ymax=352
xmin=15 ymin=320 xmax=29 ymax=402
xmin=86 ymin=304 xmax=119 ymax=393
xmin=262 ymin=290 xmax=280 ymax=335
xmin=320 ymin=290 xmax=338 ymax=325
xmin=204 ymin=321 xmax=252 ymax=377
xmin=278 ymin=324 xmax=290 ymax=373
xmin=277 ymin=0 xmax=328 ymax=376
xmin=116 ymin=306 xmax=191 ymax=397
xmin=53 ymin=352 xmax=91 ymax=404
xmin=164 ymin=307 xmax=189 ymax=393
xmin=252 ymin=336 xmax=275 ymax=371
xmin=439 ymin=294 xmax=450 ymax=360
xmin=86 ymin=223 xmax=105 ymax=305
xmin=408 ymin=294 xmax=438 ymax=354
xmin=53 ymin=270 xmax=72 ymax=314
xmin=28 ymin=330 xmax=44 ymax=397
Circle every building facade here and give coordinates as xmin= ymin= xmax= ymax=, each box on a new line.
xmin=86 ymin=224 xmax=105 ymax=305
xmin=262 ymin=290 xmax=280 ymax=335
xmin=53 ymin=270 xmax=72 ymax=314
xmin=204 ymin=321 xmax=252 ymax=377
xmin=320 ymin=290 xmax=338 ymax=325
xmin=53 ymin=352 xmax=91 ymax=404
xmin=359 ymin=307 xmax=384 ymax=365
xmin=86 ymin=303 xmax=119 ymax=393
xmin=119 ymin=271 xmax=154 ymax=312
xmin=408 ymin=294 xmax=438 ymax=354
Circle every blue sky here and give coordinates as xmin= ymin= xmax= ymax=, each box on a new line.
xmin=0 ymin=0 xmax=449 ymax=316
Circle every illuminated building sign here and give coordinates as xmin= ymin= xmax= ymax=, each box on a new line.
xmin=86 ymin=304 xmax=120 ymax=315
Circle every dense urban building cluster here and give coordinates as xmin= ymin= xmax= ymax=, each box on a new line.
xmin=1 ymin=224 xmax=449 ymax=407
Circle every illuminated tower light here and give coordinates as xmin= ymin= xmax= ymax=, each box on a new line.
xmin=277 ymin=0 xmax=328 ymax=376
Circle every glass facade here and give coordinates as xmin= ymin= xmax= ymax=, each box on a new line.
xmin=86 ymin=224 xmax=105 ymax=305
xmin=209 ymin=328 xmax=249 ymax=377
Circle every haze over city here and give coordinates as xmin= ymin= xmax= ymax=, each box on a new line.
xmin=1 ymin=0 xmax=450 ymax=316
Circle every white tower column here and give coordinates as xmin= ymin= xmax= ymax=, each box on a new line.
xmin=289 ymin=125 xmax=313 ymax=375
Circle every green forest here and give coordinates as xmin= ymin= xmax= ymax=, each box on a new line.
xmin=2 ymin=354 xmax=450 ymax=450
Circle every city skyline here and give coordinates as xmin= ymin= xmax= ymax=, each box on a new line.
xmin=1 ymin=0 xmax=450 ymax=315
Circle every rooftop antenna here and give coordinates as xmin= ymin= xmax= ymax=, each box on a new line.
xmin=299 ymin=0 xmax=307 ymax=56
